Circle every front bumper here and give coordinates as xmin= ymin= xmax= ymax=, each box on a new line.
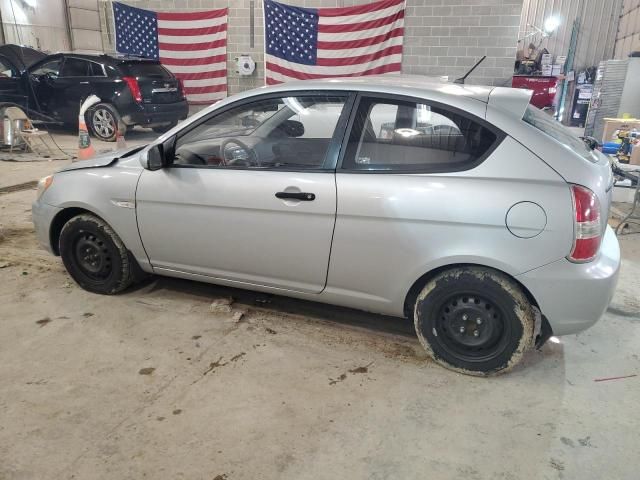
xmin=122 ymin=100 xmax=189 ymax=127
xmin=516 ymin=225 xmax=621 ymax=336
xmin=32 ymin=200 xmax=62 ymax=254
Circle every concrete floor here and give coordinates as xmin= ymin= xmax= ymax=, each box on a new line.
xmin=0 ymin=149 xmax=639 ymax=480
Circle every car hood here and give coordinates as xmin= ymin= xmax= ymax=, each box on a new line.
xmin=59 ymin=145 xmax=145 ymax=172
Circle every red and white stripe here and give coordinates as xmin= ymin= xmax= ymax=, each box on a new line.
xmin=157 ymin=8 xmax=228 ymax=104
xmin=265 ymin=0 xmax=404 ymax=85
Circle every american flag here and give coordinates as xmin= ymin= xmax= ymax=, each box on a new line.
xmin=113 ymin=2 xmax=227 ymax=104
xmin=264 ymin=0 xmax=405 ymax=84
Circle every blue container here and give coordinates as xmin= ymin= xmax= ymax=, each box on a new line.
xmin=602 ymin=142 xmax=620 ymax=154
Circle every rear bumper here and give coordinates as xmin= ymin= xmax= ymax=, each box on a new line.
xmin=516 ymin=225 xmax=621 ymax=336
xmin=121 ymin=100 xmax=189 ymax=127
xmin=32 ymin=199 xmax=62 ymax=255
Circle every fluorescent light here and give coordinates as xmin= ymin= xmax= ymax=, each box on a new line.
xmin=549 ymin=336 xmax=561 ymax=344
xmin=544 ymin=16 xmax=561 ymax=34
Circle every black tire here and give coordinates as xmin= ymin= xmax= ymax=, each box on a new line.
xmin=59 ymin=214 xmax=133 ymax=294
xmin=152 ymin=121 xmax=178 ymax=134
xmin=413 ymin=267 xmax=535 ymax=376
xmin=87 ymin=103 xmax=122 ymax=142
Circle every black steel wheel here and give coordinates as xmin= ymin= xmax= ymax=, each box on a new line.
xmin=59 ymin=214 xmax=133 ymax=294
xmin=413 ymin=267 xmax=535 ymax=375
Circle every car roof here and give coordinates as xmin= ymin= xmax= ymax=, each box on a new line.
xmin=257 ymin=75 xmax=496 ymax=104
xmin=34 ymin=52 xmax=161 ymax=66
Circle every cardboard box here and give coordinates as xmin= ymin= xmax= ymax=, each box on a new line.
xmin=541 ymin=65 xmax=553 ymax=76
xmin=631 ymin=145 xmax=640 ymax=166
xmin=541 ymin=53 xmax=553 ymax=65
xmin=601 ymin=118 xmax=640 ymax=143
xmin=552 ymin=64 xmax=562 ymax=75
xmin=556 ymin=55 xmax=567 ymax=66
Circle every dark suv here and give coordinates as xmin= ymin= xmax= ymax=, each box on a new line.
xmin=0 ymin=49 xmax=189 ymax=141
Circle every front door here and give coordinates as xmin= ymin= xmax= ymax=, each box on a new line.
xmin=136 ymin=92 xmax=352 ymax=293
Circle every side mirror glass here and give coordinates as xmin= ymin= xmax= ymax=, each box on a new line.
xmin=146 ymin=144 xmax=165 ymax=170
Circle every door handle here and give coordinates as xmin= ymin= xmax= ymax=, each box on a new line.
xmin=79 ymin=81 xmax=89 ymax=84
xmin=275 ymin=191 xmax=316 ymax=201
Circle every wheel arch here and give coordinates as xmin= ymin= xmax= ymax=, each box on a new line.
xmin=403 ymin=263 xmax=541 ymax=319
xmin=49 ymin=206 xmax=112 ymax=256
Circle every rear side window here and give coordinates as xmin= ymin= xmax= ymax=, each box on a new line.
xmin=342 ymin=97 xmax=499 ymax=172
xmin=124 ymin=63 xmax=172 ymax=78
xmin=88 ymin=62 xmax=105 ymax=77
xmin=523 ymin=105 xmax=595 ymax=162
xmin=61 ymin=58 xmax=90 ymax=77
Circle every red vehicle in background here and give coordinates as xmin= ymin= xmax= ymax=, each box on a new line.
xmin=512 ymin=75 xmax=559 ymax=109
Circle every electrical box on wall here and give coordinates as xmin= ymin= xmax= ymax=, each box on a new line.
xmin=236 ymin=55 xmax=256 ymax=76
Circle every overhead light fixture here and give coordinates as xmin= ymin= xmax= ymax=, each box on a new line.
xmin=543 ymin=16 xmax=561 ymax=34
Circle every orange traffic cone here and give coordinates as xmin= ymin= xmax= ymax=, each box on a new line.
xmin=77 ymin=115 xmax=95 ymax=161
xmin=116 ymin=122 xmax=127 ymax=150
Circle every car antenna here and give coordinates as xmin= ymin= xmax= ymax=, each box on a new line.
xmin=453 ymin=56 xmax=487 ymax=85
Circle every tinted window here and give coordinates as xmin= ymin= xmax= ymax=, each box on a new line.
xmin=173 ymin=95 xmax=347 ymax=169
xmin=342 ymin=98 xmax=498 ymax=172
xmin=125 ymin=63 xmax=172 ymax=78
xmin=31 ymin=59 xmax=62 ymax=77
xmin=88 ymin=62 xmax=105 ymax=77
xmin=61 ymin=58 xmax=90 ymax=77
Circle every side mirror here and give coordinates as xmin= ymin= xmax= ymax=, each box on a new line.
xmin=279 ymin=119 xmax=305 ymax=138
xmin=581 ymin=136 xmax=600 ymax=151
xmin=146 ymin=144 xmax=165 ymax=170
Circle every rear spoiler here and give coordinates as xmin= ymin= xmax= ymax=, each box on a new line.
xmin=487 ymin=87 xmax=533 ymax=119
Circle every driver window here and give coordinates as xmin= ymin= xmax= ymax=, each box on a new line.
xmin=173 ymin=94 xmax=347 ymax=169
xmin=31 ymin=59 xmax=62 ymax=78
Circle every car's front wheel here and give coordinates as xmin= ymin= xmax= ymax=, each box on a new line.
xmin=87 ymin=103 xmax=121 ymax=142
xmin=59 ymin=214 xmax=134 ymax=294
xmin=413 ymin=266 xmax=535 ymax=376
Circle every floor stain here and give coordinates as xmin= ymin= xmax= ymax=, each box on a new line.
xmin=212 ymin=475 xmax=227 ymax=480
xmin=265 ymin=327 xmax=277 ymax=335
xmin=560 ymin=437 xmax=575 ymax=448
xmin=349 ymin=362 xmax=374 ymax=374
xmin=172 ymin=409 xmax=182 ymax=415
xmin=192 ymin=335 xmax=202 ymax=340
xmin=203 ymin=357 xmax=224 ymax=376
xmin=550 ymin=458 xmax=565 ymax=471
xmin=329 ymin=373 xmax=347 ymax=385
xmin=82 ymin=312 xmax=94 ymax=318
xmin=578 ymin=436 xmax=593 ymax=447
xmin=35 ymin=317 xmax=51 ymax=327
xmin=138 ymin=367 xmax=155 ymax=375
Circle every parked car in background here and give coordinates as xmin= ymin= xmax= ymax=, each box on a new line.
xmin=0 ymin=46 xmax=189 ymax=141
xmin=0 ymin=44 xmax=47 ymax=118
xmin=32 ymin=76 xmax=620 ymax=375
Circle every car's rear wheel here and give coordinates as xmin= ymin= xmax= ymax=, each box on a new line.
xmin=413 ymin=266 xmax=535 ymax=376
xmin=87 ymin=103 xmax=121 ymax=142
xmin=59 ymin=214 xmax=133 ymax=294
xmin=152 ymin=121 xmax=178 ymax=134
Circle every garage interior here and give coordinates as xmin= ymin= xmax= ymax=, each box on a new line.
xmin=1 ymin=0 xmax=639 ymax=479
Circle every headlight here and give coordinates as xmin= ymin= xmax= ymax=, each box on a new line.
xmin=36 ymin=175 xmax=53 ymax=200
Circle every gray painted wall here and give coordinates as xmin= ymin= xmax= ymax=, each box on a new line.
xmin=98 ymin=0 xmax=523 ymax=96
xmin=518 ymin=0 xmax=622 ymax=71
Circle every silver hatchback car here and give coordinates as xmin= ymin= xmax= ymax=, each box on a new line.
xmin=32 ymin=75 xmax=620 ymax=375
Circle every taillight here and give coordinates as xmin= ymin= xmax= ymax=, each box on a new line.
xmin=568 ymin=184 xmax=602 ymax=263
xmin=177 ymin=78 xmax=186 ymax=100
xmin=122 ymin=76 xmax=142 ymax=103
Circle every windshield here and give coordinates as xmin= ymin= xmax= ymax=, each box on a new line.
xmin=523 ymin=105 xmax=596 ymax=162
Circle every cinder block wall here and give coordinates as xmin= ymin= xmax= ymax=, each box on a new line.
xmin=99 ymin=0 xmax=523 ymax=96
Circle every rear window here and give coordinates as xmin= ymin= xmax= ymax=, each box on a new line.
xmin=523 ymin=105 xmax=596 ymax=162
xmin=124 ymin=62 xmax=172 ymax=78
